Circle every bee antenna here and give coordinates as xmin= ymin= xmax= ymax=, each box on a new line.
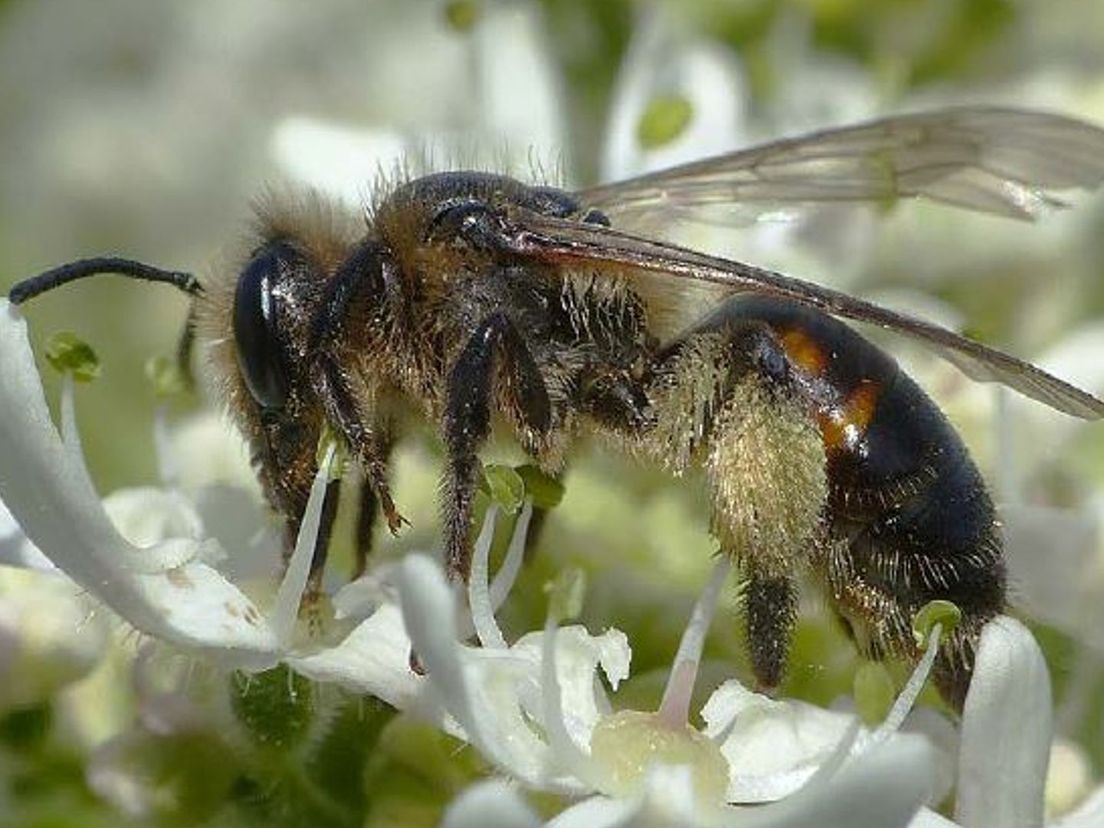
xmin=8 ymin=257 xmax=202 ymax=305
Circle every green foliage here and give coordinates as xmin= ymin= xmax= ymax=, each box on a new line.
xmin=481 ymin=462 xmax=566 ymax=514
xmin=230 ymin=666 xmax=315 ymax=752
xmin=0 ymin=701 xmax=127 ymax=828
xmin=362 ymin=718 xmax=486 ymax=827
xmin=227 ymin=678 xmax=396 ymax=828
xmin=0 ymin=704 xmax=53 ymax=751
xmin=853 ymin=662 xmax=896 ymax=726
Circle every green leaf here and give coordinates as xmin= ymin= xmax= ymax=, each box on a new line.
xmin=912 ymin=600 xmax=962 ymax=648
xmin=515 ymin=464 xmax=565 ymax=510
xmin=44 ymin=332 xmax=100 ymax=383
xmin=307 ymin=698 xmax=394 ymax=818
xmin=636 ymin=95 xmax=694 ymax=149
xmin=0 ymin=703 xmax=52 ymax=750
xmin=230 ymin=664 xmax=314 ymax=751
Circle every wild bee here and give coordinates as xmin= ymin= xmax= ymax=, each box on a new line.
xmin=11 ymin=107 xmax=1104 ymax=709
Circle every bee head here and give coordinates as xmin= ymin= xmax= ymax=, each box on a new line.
xmin=231 ymin=239 xmax=310 ymax=412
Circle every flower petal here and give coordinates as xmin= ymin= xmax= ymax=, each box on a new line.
xmin=1053 ymin=786 xmax=1104 ymax=828
xmin=285 ymin=602 xmax=420 ymax=711
xmin=700 ymin=679 xmax=856 ymax=802
xmin=0 ymin=496 xmax=56 ymax=571
xmin=511 ymin=624 xmax=631 ymax=747
xmin=470 ymin=506 xmax=508 ymax=649
xmin=736 ymin=734 xmax=935 ymax=828
xmin=546 ymin=796 xmax=637 ymax=828
xmin=395 ymin=550 xmax=636 ymax=792
xmin=489 ymin=501 xmax=532 ymax=610
xmin=0 ymin=302 xmax=279 ymax=667
xmin=0 ymin=565 xmax=110 ymax=706
xmin=954 ymin=616 xmax=1052 ymax=828
xmin=396 ymin=554 xmax=559 ymax=787
xmin=548 ymin=764 xmax=709 ymax=828
xmin=269 ymin=443 xmax=332 ymax=645
xmin=441 ymin=779 xmax=541 ymax=828
xmin=908 ymin=807 xmax=960 ymax=827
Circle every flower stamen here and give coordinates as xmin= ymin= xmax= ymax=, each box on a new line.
xmin=658 ymin=556 xmax=732 ymax=728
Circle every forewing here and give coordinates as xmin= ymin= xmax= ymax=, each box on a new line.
xmin=578 ymin=107 xmax=1104 ymax=227
xmin=504 ymin=213 xmax=1104 ymax=420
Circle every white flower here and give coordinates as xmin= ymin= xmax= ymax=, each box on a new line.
xmin=909 ymin=617 xmax=1104 ymax=828
xmin=0 ymin=565 xmax=110 ymax=708
xmin=600 ymin=4 xmax=747 ymax=184
xmin=405 ymin=508 xmax=944 ymax=825
xmin=0 ymin=299 xmax=375 ymax=674
xmin=0 ymin=496 xmax=56 ymax=571
xmin=273 ymin=1 xmax=568 ymax=205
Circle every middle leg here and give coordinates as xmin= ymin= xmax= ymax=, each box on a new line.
xmin=442 ymin=312 xmax=551 ymax=583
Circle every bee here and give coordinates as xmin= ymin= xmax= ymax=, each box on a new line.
xmin=11 ymin=107 xmax=1104 ymax=709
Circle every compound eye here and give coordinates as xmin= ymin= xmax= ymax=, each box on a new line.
xmin=232 ymin=242 xmax=296 ymax=410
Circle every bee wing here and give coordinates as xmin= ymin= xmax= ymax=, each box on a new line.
xmin=503 ymin=213 xmax=1104 ymax=420
xmin=577 ymin=107 xmax=1104 ymax=226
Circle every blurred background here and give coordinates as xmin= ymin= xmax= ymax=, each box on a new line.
xmin=2 ymin=0 xmax=1104 ymax=825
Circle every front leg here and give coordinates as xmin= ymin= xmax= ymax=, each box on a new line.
xmin=313 ymin=355 xmax=404 ymax=536
xmin=309 ymin=239 xmax=405 ymax=541
xmin=443 ymin=312 xmax=551 ymax=583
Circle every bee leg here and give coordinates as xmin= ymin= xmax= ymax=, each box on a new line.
xmin=443 ymin=312 xmax=551 ymax=583
xmin=353 ymin=430 xmax=394 ymax=579
xmin=741 ymin=566 xmax=799 ymax=692
xmin=313 ymin=354 xmax=404 ymax=536
xmin=354 ymin=482 xmax=378 ymax=580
